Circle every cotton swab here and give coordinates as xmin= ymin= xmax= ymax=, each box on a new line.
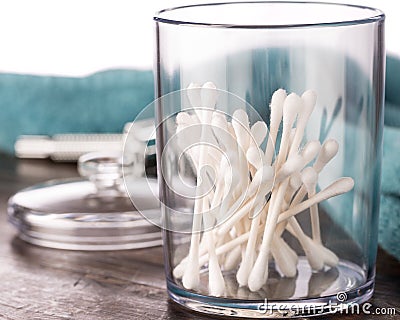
xmin=275 ymin=140 xmax=320 ymax=183
xmin=223 ymin=245 xmax=242 ymax=271
xmin=301 ymin=167 xmax=321 ymax=243
xmin=174 ymin=175 xmax=346 ymax=279
xmin=250 ymin=121 xmax=269 ymax=148
xmin=187 ymin=82 xmax=202 ymax=107
xmin=278 ymin=177 xmax=354 ymax=223
xmin=182 ymin=82 xmax=217 ymax=290
xmin=174 ymin=175 xmax=347 ymax=278
xmin=247 ymin=180 xmax=288 ymax=291
xmin=286 ymin=218 xmax=324 ymax=271
xmin=274 ymin=93 xmax=302 ymax=169
xmin=288 ymin=90 xmax=317 ymax=156
xmin=246 ymin=122 xmax=268 ymax=172
xmin=271 ymin=234 xmax=298 ymax=278
xmin=287 ymin=217 xmax=339 ymax=269
xmin=231 ymin=109 xmax=252 ymax=193
xmin=174 ymin=84 xmax=354 ymax=296
xmin=176 ymin=111 xmax=200 ymax=127
xmin=314 ymin=139 xmax=339 ymax=173
xmin=248 ymin=93 xmax=301 ymax=292
xmin=287 ymin=139 xmax=339 ymax=244
xmin=236 ymin=202 xmax=266 ymax=286
xmin=265 ymin=89 xmax=286 ymax=165
xmin=275 ymin=154 xmax=303 ymax=183
xmin=285 ymin=172 xmax=302 ymax=204
xmin=272 ymin=174 xmax=301 ymax=277
xmin=216 ymin=165 xmax=274 ymax=237
xmin=289 ymin=139 xmax=339 ymax=207
xmin=203 ymin=199 xmax=226 ymax=296
xmin=194 ymin=164 xmax=226 ymax=296
xmin=246 ymin=146 xmax=265 ymax=171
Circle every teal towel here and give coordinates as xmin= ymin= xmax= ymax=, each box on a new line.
xmin=0 ymin=69 xmax=154 ymax=153
xmin=384 ymin=101 xmax=400 ymax=127
xmin=379 ymin=195 xmax=400 ymax=259
xmin=386 ymin=55 xmax=400 ymax=106
xmin=380 ymin=126 xmax=400 ymax=259
xmin=379 ymin=54 xmax=400 ymax=260
xmin=385 ymin=56 xmax=400 ymax=128
xmin=381 ymin=126 xmax=400 ymax=196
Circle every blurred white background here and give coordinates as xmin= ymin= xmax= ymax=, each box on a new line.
xmin=0 ymin=0 xmax=396 ymax=76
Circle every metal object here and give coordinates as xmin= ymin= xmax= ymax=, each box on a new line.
xmin=14 ymin=119 xmax=156 ymax=162
xmin=14 ymin=133 xmax=123 ymax=161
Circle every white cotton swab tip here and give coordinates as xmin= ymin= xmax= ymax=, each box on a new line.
xmin=302 ymin=236 xmax=325 ymax=271
xmin=232 ymin=109 xmax=250 ymax=150
xmin=223 ymin=246 xmax=242 ymax=271
xmin=187 ymin=83 xmax=202 ymax=108
xmin=248 ymin=254 xmax=269 ymax=292
xmin=248 ymin=165 xmax=274 ymax=197
xmin=302 ymin=140 xmax=321 ymax=164
xmin=211 ymin=112 xmax=228 ymax=132
xmin=301 ymin=167 xmax=318 ymax=191
xmin=271 ymin=236 xmax=298 ymax=278
xmin=232 ymin=109 xmax=249 ymax=124
xmin=173 ymin=260 xmax=186 ymax=279
xmin=223 ymin=152 xmax=241 ymax=186
xmin=176 ymin=112 xmax=195 ymax=126
xmin=289 ymin=172 xmax=302 ymax=191
xmin=201 ymin=82 xmax=218 ymax=109
xmin=323 ymin=177 xmax=355 ymax=197
xmin=212 ymin=112 xmax=237 ymax=154
xmin=270 ymin=89 xmax=286 ymax=125
xmin=314 ymin=139 xmax=339 ymax=173
xmin=277 ymin=177 xmax=355 ymax=223
xmin=276 ymin=154 xmax=303 ymax=182
xmin=246 ymin=146 xmax=264 ymax=170
xmin=287 ymin=90 xmax=316 ymax=156
xmin=283 ymin=93 xmax=302 ymax=127
xmin=232 ymin=109 xmax=250 ymax=132
xmin=250 ymin=121 xmax=268 ymax=147
xmin=301 ymin=90 xmax=317 ymax=120
xmin=182 ymin=259 xmax=200 ymax=289
xmin=271 ymin=88 xmax=287 ymax=105
xmin=320 ymin=245 xmax=339 ymax=267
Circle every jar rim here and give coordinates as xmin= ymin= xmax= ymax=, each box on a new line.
xmin=154 ymin=1 xmax=385 ymax=29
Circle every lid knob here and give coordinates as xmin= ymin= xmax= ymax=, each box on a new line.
xmin=78 ymin=151 xmax=134 ymax=192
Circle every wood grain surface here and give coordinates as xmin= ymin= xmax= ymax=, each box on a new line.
xmin=0 ymin=154 xmax=399 ymax=320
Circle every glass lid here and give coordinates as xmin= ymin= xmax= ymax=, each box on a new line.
xmin=8 ymin=152 xmax=162 ymax=251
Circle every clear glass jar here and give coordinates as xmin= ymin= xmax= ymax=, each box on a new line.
xmin=154 ymin=2 xmax=385 ymax=317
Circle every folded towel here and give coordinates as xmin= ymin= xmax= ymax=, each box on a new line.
xmin=384 ymin=101 xmax=400 ymax=127
xmin=379 ymin=194 xmax=400 ymax=259
xmin=381 ymin=126 xmax=400 ymax=196
xmin=386 ymin=55 xmax=400 ymax=106
xmin=378 ymin=54 xmax=400 ymax=260
xmin=372 ymin=121 xmax=399 ymax=260
xmin=0 ymin=69 xmax=154 ymax=153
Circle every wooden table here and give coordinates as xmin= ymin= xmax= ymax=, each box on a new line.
xmin=0 ymin=154 xmax=399 ymax=320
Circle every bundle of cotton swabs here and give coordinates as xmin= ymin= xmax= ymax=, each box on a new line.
xmin=172 ymin=82 xmax=354 ymax=296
